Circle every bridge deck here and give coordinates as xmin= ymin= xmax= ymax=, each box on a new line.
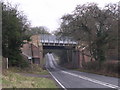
xmin=40 ymin=34 xmax=77 ymax=46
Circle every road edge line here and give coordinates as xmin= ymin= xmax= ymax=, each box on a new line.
xmin=47 ymin=68 xmax=67 ymax=90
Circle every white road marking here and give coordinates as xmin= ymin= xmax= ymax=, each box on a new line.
xmin=47 ymin=68 xmax=67 ymax=90
xmin=61 ymin=71 xmax=120 ymax=89
xmin=46 ymin=53 xmax=120 ymax=89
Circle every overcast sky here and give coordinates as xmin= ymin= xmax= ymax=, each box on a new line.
xmin=4 ymin=0 xmax=119 ymax=32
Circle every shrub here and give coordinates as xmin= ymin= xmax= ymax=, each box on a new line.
xmin=8 ymin=53 xmax=29 ymax=68
xmin=83 ymin=61 xmax=100 ymax=71
xmin=83 ymin=60 xmax=119 ymax=76
xmin=102 ymin=61 xmax=119 ymax=74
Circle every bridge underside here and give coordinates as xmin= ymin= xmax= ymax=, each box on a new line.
xmin=43 ymin=45 xmax=75 ymax=50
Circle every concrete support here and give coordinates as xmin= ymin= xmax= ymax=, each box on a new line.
xmin=67 ymin=50 xmax=70 ymax=62
xmin=79 ymin=51 xmax=83 ymax=68
xmin=72 ymin=49 xmax=85 ymax=68
xmin=72 ymin=50 xmax=80 ymax=68
xmin=40 ymin=46 xmax=44 ymax=67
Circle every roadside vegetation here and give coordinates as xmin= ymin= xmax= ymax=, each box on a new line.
xmin=83 ymin=61 xmax=120 ymax=77
xmin=62 ymin=60 xmax=120 ymax=78
xmin=2 ymin=70 xmax=57 ymax=88
xmin=2 ymin=1 xmax=31 ymax=67
xmin=2 ymin=65 xmax=58 ymax=88
xmin=79 ymin=60 xmax=119 ymax=78
xmin=7 ymin=64 xmax=49 ymax=75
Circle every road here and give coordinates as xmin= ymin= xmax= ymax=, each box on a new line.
xmin=45 ymin=53 xmax=120 ymax=89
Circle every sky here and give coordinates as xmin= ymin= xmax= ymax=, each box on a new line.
xmin=4 ymin=0 xmax=119 ymax=32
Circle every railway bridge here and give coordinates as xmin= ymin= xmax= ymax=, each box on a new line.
xmin=22 ymin=34 xmax=80 ymax=68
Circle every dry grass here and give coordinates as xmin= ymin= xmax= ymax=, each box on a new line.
xmin=2 ymin=64 xmax=59 ymax=88
xmin=2 ymin=70 xmax=58 ymax=88
xmin=6 ymin=64 xmax=49 ymax=75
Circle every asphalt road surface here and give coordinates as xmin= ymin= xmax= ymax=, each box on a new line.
xmin=45 ymin=53 xmax=120 ymax=90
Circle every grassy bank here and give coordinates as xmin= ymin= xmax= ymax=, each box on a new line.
xmin=2 ymin=65 xmax=58 ymax=88
xmin=2 ymin=70 xmax=57 ymax=88
xmin=8 ymin=64 xmax=49 ymax=75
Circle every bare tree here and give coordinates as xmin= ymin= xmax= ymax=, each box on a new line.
xmin=57 ymin=3 xmax=118 ymax=67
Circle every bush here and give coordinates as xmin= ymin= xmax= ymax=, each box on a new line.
xmin=102 ymin=61 xmax=119 ymax=74
xmin=83 ymin=61 xmax=100 ymax=71
xmin=83 ymin=60 xmax=119 ymax=76
xmin=8 ymin=53 xmax=29 ymax=68
xmin=18 ymin=56 xmax=29 ymax=68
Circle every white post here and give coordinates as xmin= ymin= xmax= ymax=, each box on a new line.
xmin=6 ymin=58 xmax=8 ymax=69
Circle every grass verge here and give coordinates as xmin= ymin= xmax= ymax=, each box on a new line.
xmin=2 ymin=70 xmax=58 ymax=88
xmin=8 ymin=64 xmax=49 ymax=75
xmin=75 ymin=68 xmax=119 ymax=78
xmin=2 ymin=65 xmax=58 ymax=88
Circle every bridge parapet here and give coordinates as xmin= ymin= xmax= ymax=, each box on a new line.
xmin=40 ymin=34 xmax=77 ymax=46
